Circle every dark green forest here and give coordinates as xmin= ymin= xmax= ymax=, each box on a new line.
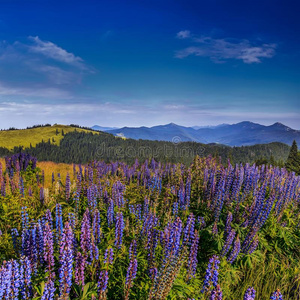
xmin=0 ymin=131 xmax=291 ymax=166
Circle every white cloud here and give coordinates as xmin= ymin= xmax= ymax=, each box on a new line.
xmin=175 ymin=32 xmax=276 ymax=63
xmin=28 ymin=36 xmax=85 ymax=68
xmin=176 ymin=30 xmax=191 ymax=39
xmin=0 ymin=37 xmax=94 ymax=99
xmin=0 ymin=81 xmax=71 ymax=98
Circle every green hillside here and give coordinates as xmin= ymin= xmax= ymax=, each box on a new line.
xmin=0 ymin=124 xmax=98 ymax=150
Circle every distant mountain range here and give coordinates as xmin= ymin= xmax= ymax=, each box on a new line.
xmin=91 ymin=122 xmax=300 ymax=146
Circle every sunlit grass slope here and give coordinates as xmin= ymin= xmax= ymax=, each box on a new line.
xmin=0 ymin=124 xmax=98 ymax=150
xmin=0 ymin=157 xmax=73 ymax=186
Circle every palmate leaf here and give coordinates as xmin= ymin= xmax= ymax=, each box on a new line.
xmin=72 ymin=282 xmax=97 ymax=300
xmin=32 ymin=281 xmax=45 ymax=300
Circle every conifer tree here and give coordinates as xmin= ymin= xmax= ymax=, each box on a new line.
xmin=285 ymin=140 xmax=300 ymax=174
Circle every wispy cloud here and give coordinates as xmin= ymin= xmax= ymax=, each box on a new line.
xmin=176 ymin=30 xmax=191 ymax=39
xmin=175 ymin=32 xmax=276 ymax=63
xmin=28 ymin=36 xmax=86 ymax=68
xmin=0 ymin=37 xmax=94 ymax=98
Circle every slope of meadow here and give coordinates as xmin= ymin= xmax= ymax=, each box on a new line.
xmin=0 ymin=124 xmax=98 ymax=150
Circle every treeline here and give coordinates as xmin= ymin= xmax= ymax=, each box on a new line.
xmin=0 ymin=131 xmax=290 ymax=165
xmin=0 ymin=124 xmax=52 ymax=131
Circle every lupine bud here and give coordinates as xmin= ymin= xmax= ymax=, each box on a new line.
xmin=115 ymin=212 xmax=125 ymax=249
xmin=201 ymin=255 xmax=220 ymax=293
xmin=244 ymin=287 xmax=256 ymax=300
xmin=270 ymin=289 xmax=283 ymax=300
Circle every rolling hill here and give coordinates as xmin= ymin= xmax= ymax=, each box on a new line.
xmin=92 ymin=121 xmax=300 ymax=146
xmin=0 ymin=124 xmax=98 ymax=150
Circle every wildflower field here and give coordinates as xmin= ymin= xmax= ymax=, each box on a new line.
xmin=0 ymin=153 xmax=299 ymax=299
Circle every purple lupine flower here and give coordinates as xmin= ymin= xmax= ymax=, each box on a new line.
xmin=90 ymin=234 xmax=99 ymax=262
xmin=149 ymin=267 xmax=157 ymax=281
xmin=55 ymin=204 xmax=63 ymax=242
xmin=68 ymin=213 xmax=76 ymax=230
xmin=129 ymin=240 xmax=137 ymax=261
xmin=28 ymin=186 xmax=32 ymax=197
xmin=187 ymin=230 xmax=200 ymax=279
xmin=21 ymin=227 xmax=38 ymax=274
xmin=197 ymin=216 xmax=206 ymax=230
xmin=183 ymin=213 xmax=195 ymax=246
xmin=185 ymin=173 xmax=191 ymax=209
xmin=221 ymin=229 xmax=236 ymax=257
xmin=20 ymin=256 xmax=32 ymax=299
xmin=45 ymin=210 xmax=53 ymax=231
xmin=212 ymin=222 xmax=218 ymax=236
xmin=51 ymin=173 xmax=55 ymax=185
xmin=225 ymin=212 xmax=233 ymax=236
xmin=80 ymin=210 xmax=91 ymax=258
xmin=2 ymin=260 xmax=12 ymax=299
xmin=244 ymin=287 xmax=256 ymax=300
xmin=172 ymin=202 xmax=179 ymax=216
xmin=41 ymin=279 xmax=55 ymax=300
xmin=0 ymin=261 xmax=12 ymax=299
xmin=92 ymin=209 xmax=101 ymax=245
xmin=74 ymin=252 xmax=86 ymax=286
xmin=65 ymin=173 xmax=70 ymax=201
xmin=36 ymin=220 xmax=44 ymax=265
xmin=112 ymin=181 xmax=126 ymax=208
xmin=248 ymin=236 xmax=259 ymax=254
xmin=201 ymin=255 xmax=220 ymax=293
xmin=43 ymin=222 xmax=54 ymax=278
xmin=98 ymin=270 xmax=109 ymax=294
xmin=178 ymin=180 xmax=186 ymax=210
xmin=87 ymin=184 xmax=98 ymax=211
xmin=11 ymin=228 xmax=19 ymax=253
xmin=167 ymin=217 xmax=183 ymax=258
xmin=10 ymin=260 xmax=21 ymax=299
xmin=210 ymin=284 xmax=223 ymax=300
xmin=114 ymin=212 xmax=125 ymax=249
xmin=227 ymin=235 xmax=240 ymax=264
xmin=146 ymin=228 xmax=159 ymax=265
xmin=21 ymin=207 xmax=29 ymax=230
xmin=125 ymin=258 xmax=138 ymax=285
xmin=59 ymin=222 xmax=74 ymax=299
xmin=270 ymin=289 xmax=283 ymax=300
xmin=143 ymin=197 xmax=149 ymax=217
xmin=40 ymin=187 xmax=44 ymax=205
xmin=104 ymin=248 xmax=114 ymax=265
xmin=107 ymin=198 xmax=114 ymax=227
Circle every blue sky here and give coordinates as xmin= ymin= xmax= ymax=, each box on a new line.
xmin=0 ymin=0 xmax=299 ymax=129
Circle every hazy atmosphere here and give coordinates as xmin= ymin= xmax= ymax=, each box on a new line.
xmin=0 ymin=0 xmax=299 ymax=129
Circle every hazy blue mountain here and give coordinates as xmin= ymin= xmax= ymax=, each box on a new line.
xmin=91 ymin=125 xmax=119 ymax=131
xmin=92 ymin=121 xmax=300 ymax=146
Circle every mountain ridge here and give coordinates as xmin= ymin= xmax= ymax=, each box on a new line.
xmin=91 ymin=121 xmax=300 ymax=146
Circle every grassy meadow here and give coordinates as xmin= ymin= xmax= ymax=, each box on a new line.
xmin=0 ymin=124 xmax=98 ymax=150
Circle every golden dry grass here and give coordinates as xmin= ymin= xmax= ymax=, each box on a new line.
xmin=0 ymin=124 xmax=98 ymax=150
xmin=0 ymin=158 xmax=74 ymax=187
xmin=37 ymin=161 xmax=74 ymax=186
